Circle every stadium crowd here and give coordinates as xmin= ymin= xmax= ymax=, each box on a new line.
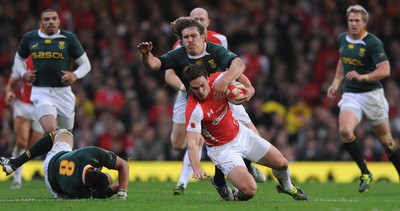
xmin=1 ymin=0 xmax=400 ymax=162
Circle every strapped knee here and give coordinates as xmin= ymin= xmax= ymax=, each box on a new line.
xmin=378 ymin=134 xmax=398 ymax=155
xmin=54 ymin=129 xmax=73 ymax=140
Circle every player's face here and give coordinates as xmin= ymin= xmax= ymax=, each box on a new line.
xmin=181 ymin=27 xmax=206 ymax=56
xmin=190 ymin=76 xmax=210 ymax=100
xmin=40 ymin=11 xmax=60 ymax=35
xmin=190 ymin=11 xmax=210 ymax=29
xmin=347 ymin=12 xmax=366 ymax=39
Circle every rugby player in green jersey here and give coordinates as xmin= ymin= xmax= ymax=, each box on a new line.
xmin=1 ymin=129 xmax=129 ymax=199
xmin=327 ymin=4 xmax=400 ymax=192
xmin=12 ymin=8 xmax=91 ymax=135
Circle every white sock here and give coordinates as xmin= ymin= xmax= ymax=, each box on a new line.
xmin=272 ymin=168 xmax=293 ymax=192
xmin=176 ymin=148 xmax=202 ymax=189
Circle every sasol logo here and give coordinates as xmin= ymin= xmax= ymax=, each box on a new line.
xmin=341 ymin=57 xmax=364 ymax=66
xmin=32 ymin=52 xmax=65 ymax=59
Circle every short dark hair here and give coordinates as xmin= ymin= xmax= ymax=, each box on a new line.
xmin=171 ymin=16 xmax=205 ymax=40
xmin=40 ymin=8 xmax=58 ymax=21
xmin=86 ymin=169 xmax=110 ymax=191
xmin=182 ymin=64 xmax=208 ymax=86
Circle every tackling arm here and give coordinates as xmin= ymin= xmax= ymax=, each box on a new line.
xmin=212 ymin=58 xmax=246 ymax=101
xmin=235 ymin=74 xmax=255 ymax=103
xmin=165 ymin=69 xmax=186 ymax=92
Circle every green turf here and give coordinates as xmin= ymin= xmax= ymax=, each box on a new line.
xmin=0 ymin=179 xmax=399 ymax=211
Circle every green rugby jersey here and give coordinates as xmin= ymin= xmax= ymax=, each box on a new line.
xmin=159 ymin=42 xmax=238 ymax=80
xmin=17 ymin=30 xmax=85 ymax=87
xmin=337 ymin=32 xmax=388 ymax=93
xmin=47 ymin=146 xmax=117 ymax=199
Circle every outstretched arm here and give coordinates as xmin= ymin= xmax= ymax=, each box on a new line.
xmin=137 ymin=41 xmax=162 ymax=70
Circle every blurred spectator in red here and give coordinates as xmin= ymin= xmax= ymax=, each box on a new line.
xmin=147 ymin=88 xmax=172 ymax=126
xmin=94 ymin=75 xmax=125 ymax=117
xmin=97 ymin=118 xmax=128 ymax=159
xmin=239 ymin=41 xmax=270 ymax=83
xmin=313 ymin=35 xmax=339 ymax=87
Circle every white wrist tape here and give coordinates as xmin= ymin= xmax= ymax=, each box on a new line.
xmin=117 ymin=189 xmax=127 ymax=199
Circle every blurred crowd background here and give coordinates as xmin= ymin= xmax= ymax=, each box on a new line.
xmin=1 ymin=0 xmax=400 ymax=162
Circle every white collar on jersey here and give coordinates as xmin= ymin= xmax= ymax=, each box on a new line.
xmin=187 ymin=42 xmax=210 ymax=59
xmin=38 ymin=29 xmax=66 ymax=39
xmin=345 ymin=32 xmax=368 ymax=45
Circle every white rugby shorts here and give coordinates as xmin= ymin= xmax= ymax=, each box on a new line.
xmin=338 ymin=88 xmax=389 ymax=125
xmin=43 ymin=141 xmax=72 ymax=199
xmin=30 ymin=86 xmax=75 ymax=130
xmin=12 ymin=99 xmax=43 ymax=133
xmin=206 ymin=123 xmax=271 ymax=176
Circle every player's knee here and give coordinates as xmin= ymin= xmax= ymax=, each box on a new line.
xmin=171 ymin=141 xmax=186 ymax=151
xmin=235 ymin=186 xmax=256 ymax=201
xmin=379 ymin=134 xmax=398 ymax=155
xmin=274 ymin=153 xmax=289 ymax=170
xmin=339 ymin=126 xmax=354 ymax=141
xmin=170 ymin=133 xmax=186 ymax=150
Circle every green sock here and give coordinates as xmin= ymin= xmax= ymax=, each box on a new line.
xmin=11 ymin=133 xmax=54 ymax=168
xmin=213 ymin=166 xmax=227 ymax=188
xmin=387 ymin=144 xmax=400 ymax=176
xmin=344 ymin=137 xmax=370 ymax=175
xmin=244 ymin=158 xmax=252 ymax=171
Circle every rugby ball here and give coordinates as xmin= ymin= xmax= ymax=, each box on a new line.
xmin=225 ymin=81 xmax=245 ymax=102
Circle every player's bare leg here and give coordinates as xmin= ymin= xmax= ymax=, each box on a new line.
xmin=171 ymin=123 xmax=187 ymax=150
xmin=11 ymin=117 xmax=32 ymax=189
xmin=257 ymin=145 xmax=309 ymax=200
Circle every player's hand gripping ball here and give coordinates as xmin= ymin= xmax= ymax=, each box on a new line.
xmin=225 ymin=81 xmax=245 ymax=103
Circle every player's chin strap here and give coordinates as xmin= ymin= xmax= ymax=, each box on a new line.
xmin=54 ymin=129 xmax=73 ymax=140
xmin=117 ymin=189 xmax=128 ymax=200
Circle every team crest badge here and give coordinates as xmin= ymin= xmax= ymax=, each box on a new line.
xmin=359 ymin=48 xmax=365 ymax=57
xmin=59 ymin=41 xmax=65 ymax=50
xmin=348 ymin=44 xmax=354 ymax=49
xmin=208 ymin=59 xmax=217 ymax=69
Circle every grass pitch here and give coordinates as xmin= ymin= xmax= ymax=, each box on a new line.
xmin=0 ymin=179 xmax=399 ymax=211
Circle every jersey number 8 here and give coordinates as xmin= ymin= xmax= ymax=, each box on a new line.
xmin=59 ymin=160 xmax=75 ymax=176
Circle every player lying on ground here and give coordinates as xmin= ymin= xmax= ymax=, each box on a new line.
xmin=1 ymin=129 xmax=129 ymax=200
